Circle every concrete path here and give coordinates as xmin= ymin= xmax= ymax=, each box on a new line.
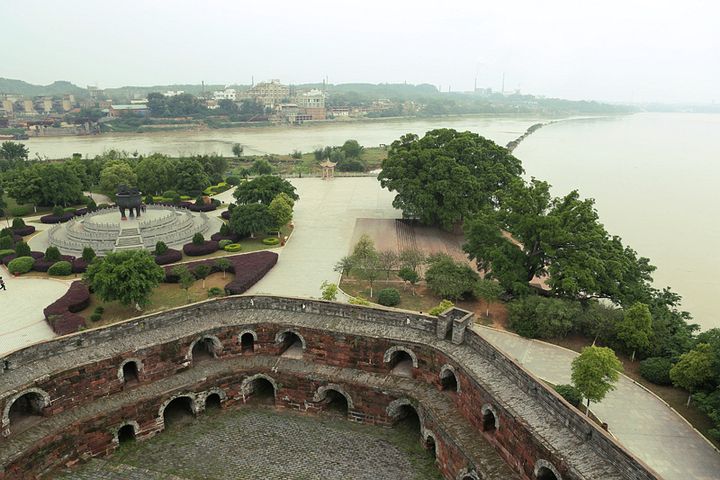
xmin=476 ymin=325 xmax=720 ymax=480
xmin=246 ymin=177 xmax=399 ymax=299
xmin=0 ymin=268 xmax=70 ymax=355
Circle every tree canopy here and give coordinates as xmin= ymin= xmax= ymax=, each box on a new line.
xmin=424 ymin=253 xmax=479 ymax=300
xmin=174 ymin=159 xmax=211 ymax=193
xmin=571 ymin=346 xmax=623 ymax=412
xmin=229 ymin=203 xmax=273 ymax=238
xmin=464 ymin=178 xmax=655 ymax=301
xmin=378 ymin=129 xmax=523 ymax=230
xmin=83 ymin=250 xmax=165 ymax=309
xmin=617 ymin=302 xmax=653 ymax=360
xmin=5 ymin=162 xmax=84 ymax=206
xmin=233 ymin=175 xmax=298 ymax=205
xmin=99 ymin=162 xmax=137 ymax=194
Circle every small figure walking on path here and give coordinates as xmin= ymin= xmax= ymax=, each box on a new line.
xmin=0 ymin=276 xmax=6 ymax=291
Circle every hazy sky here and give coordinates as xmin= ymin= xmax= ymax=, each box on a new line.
xmin=1 ymin=0 xmax=718 ymax=104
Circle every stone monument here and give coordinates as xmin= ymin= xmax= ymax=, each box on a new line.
xmin=116 ymin=185 xmax=142 ymax=220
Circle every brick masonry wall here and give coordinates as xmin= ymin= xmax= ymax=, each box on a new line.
xmin=0 ymin=296 xmax=658 ymax=480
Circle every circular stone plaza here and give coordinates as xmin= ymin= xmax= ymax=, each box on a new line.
xmin=47 ymin=205 xmax=222 ymax=255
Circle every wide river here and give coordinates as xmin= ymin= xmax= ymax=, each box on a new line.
xmin=22 ymin=113 xmax=719 ymax=330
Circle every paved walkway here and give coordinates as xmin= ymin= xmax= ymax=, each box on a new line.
xmin=246 ymin=177 xmax=399 ymax=299
xmin=0 ymin=269 xmax=69 ymax=355
xmin=476 ymin=325 xmax=720 ymax=480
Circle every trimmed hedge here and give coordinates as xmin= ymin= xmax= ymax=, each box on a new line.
xmin=163 ymin=251 xmax=277 ymax=295
xmin=2 ymin=251 xmax=43 ymax=265
xmin=218 ymin=239 xmax=233 ymax=249
xmin=377 ymin=288 xmax=401 ymax=307
xmin=262 ymin=237 xmax=280 ymax=246
xmin=639 ymin=357 xmax=674 ymax=386
xmin=8 ymin=256 xmax=35 ymax=274
xmin=12 ymin=225 xmax=36 ymax=237
xmin=9 ymin=205 xmax=30 ymax=216
xmin=210 ymin=232 xmax=239 ymax=242
xmin=0 ymin=249 xmax=14 ymax=259
xmin=224 ymin=243 xmax=242 ymax=252
xmin=43 ymin=281 xmax=90 ymax=335
xmin=154 ymin=248 xmax=183 ymax=265
xmin=182 ymin=240 xmax=219 ymax=256
xmin=40 ymin=213 xmax=75 ymax=224
xmin=48 ymin=260 xmax=73 ymax=276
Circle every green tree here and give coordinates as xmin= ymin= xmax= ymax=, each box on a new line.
xmin=214 ymin=258 xmax=231 ymax=279
xmin=100 ymin=162 xmax=138 ymax=194
xmin=399 ymin=248 xmax=426 ymax=273
xmin=81 ymin=247 xmax=96 ymax=263
xmin=398 ymin=266 xmax=420 ymax=295
xmin=508 ymin=296 xmax=581 ymax=339
xmin=571 ymin=346 xmax=623 ymax=414
xmin=233 ymin=175 xmax=298 ymax=205
xmin=268 ymin=194 xmax=293 ymax=231
xmin=350 ymin=234 xmax=382 ymax=297
xmin=232 ymin=143 xmax=244 ymax=158
xmin=15 ymin=241 xmax=31 ymax=257
xmin=474 ymin=279 xmax=503 ymax=318
xmin=378 ymin=129 xmax=523 ymax=230
xmin=172 ymin=265 xmax=196 ymax=302
xmin=229 ymin=203 xmax=272 ymax=238
xmin=193 ymin=264 xmax=212 ymax=288
xmin=175 ymin=159 xmax=211 ymax=193
xmin=334 ymin=255 xmax=355 ymax=277
xmin=0 ymin=185 xmax=7 ymax=227
xmin=0 ymin=141 xmax=29 ymax=171
xmin=192 ymin=154 xmax=228 ymax=184
xmin=424 ymin=253 xmax=479 ymax=300
xmin=341 ymin=139 xmax=364 ymax=158
xmin=134 ymin=154 xmax=176 ymax=195
xmin=251 ymin=159 xmax=273 ymax=175
xmin=321 ymin=281 xmax=338 ymax=301
xmin=464 ymin=178 xmax=655 ymax=300
xmin=84 ymin=250 xmax=165 ymax=310
xmin=378 ymin=250 xmax=398 ymax=279
xmin=670 ymin=344 xmax=717 ymax=405
xmin=617 ymin=303 xmax=653 ymax=361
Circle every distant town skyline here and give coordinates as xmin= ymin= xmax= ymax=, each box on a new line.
xmin=1 ymin=0 xmax=718 ymax=105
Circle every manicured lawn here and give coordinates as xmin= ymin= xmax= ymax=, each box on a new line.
xmin=78 ymin=272 xmax=232 ymax=328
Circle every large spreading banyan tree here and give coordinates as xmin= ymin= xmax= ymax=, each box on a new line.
xmin=378 ymin=129 xmax=524 ymax=231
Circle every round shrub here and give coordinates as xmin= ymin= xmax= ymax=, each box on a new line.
xmin=226 ymin=175 xmax=240 ymax=186
xmin=262 ymin=237 xmax=280 ymax=246
xmin=52 ymin=205 xmax=64 ymax=216
xmin=44 ymin=246 xmax=61 ymax=261
xmin=48 ymin=260 xmax=73 ymax=276
xmin=208 ymin=287 xmax=223 ymax=297
xmin=15 ymin=241 xmax=31 ymax=257
xmin=8 ymin=256 xmax=35 ymax=274
xmin=639 ymin=357 xmax=674 ymax=386
xmin=81 ymin=247 xmax=96 ymax=263
xmin=155 ymin=241 xmax=168 ymax=255
xmin=162 ymin=190 xmax=178 ymax=199
xmin=0 ymin=228 xmax=11 ymax=238
xmin=11 ymin=217 xmax=26 ymax=229
xmin=90 ymin=313 xmax=102 ymax=322
xmin=224 ymin=243 xmax=242 ymax=252
xmin=94 ymin=306 xmax=105 ymax=314
xmin=218 ymin=239 xmax=233 ymax=249
xmin=554 ymin=384 xmax=583 ymax=408
xmin=192 ymin=233 xmax=205 ymax=245
xmin=377 ymin=288 xmax=401 ymax=307
xmin=0 ymin=235 xmax=13 ymax=250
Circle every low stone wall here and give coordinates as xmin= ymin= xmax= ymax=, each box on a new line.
xmin=0 ymin=296 xmax=659 ymax=480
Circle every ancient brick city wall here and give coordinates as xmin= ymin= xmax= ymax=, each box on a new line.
xmin=0 ymin=296 xmax=659 ymax=480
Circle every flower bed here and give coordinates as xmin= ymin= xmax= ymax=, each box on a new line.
xmin=72 ymin=258 xmax=89 ymax=273
xmin=163 ymin=251 xmax=277 ymax=295
xmin=43 ymin=281 xmax=91 ymax=335
xmin=12 ymin=226 xmax=36 ymax=237
xmin=221 ymin=210 xmax=231 ymax=220
xmin=40 ymin=213 xmax=75 ymax=224
xmin=154 ymin=248 xmax=183 ymax=265
xmin=182 ymin=240 xmax=219 ymax=256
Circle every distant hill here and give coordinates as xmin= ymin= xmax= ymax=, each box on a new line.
xmin=0 ymin=78 xmax=87 ymax=97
